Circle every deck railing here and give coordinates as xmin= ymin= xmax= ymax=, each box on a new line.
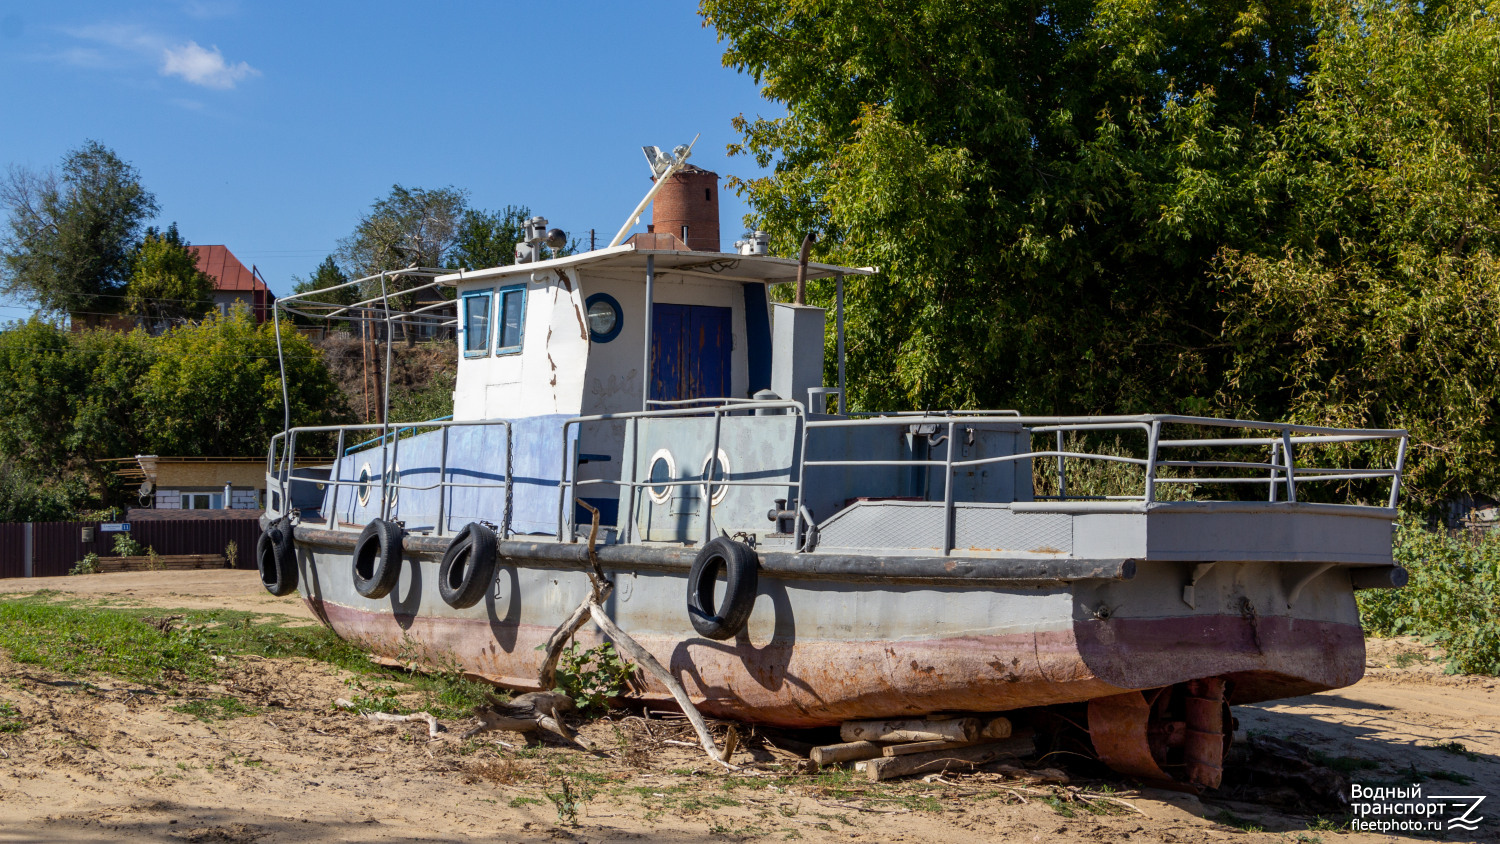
xmin=795 ymin=414 xmax=1407 ymax=556
xmin=559 ymin=399 xmax=808 ymax=546
xmin=267 ymin=417 xmax=513 ymax=538
xmin=267 ymin=405 xmax=1407 ymax=557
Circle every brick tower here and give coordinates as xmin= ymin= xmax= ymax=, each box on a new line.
xmin=651 ymin=164 xmax=720 ymax=252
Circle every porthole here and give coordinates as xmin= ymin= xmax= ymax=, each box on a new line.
xmin=700 ymin=450 xmax=731 ymax=505
xmin=647 ymin=448 xmax=675 ymax=504
xmin=356 ymin=462 xmax=373 ymax=507
xmin=585 ymin=292 xmax=623 ymax=343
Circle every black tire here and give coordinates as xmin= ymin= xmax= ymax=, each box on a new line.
xmin=256 ymin=520 xmax=298 ymax=597
xmin=686 ymin=537 xmax=759 ymax=640
xmin=439 ymin=522 xmax=498 ymax=609
xmin=353 ymin=518 xmax=404 ymax=599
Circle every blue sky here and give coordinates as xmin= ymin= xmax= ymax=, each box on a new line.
xmin=0 ymin=1 xmax=776 ymax=302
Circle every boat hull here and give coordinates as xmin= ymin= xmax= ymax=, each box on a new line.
xmin=288 ymin=526 xmax=1364 ymax=727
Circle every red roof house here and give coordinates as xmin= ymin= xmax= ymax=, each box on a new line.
xmin=195 ymin=245 xmax=273 ymax=323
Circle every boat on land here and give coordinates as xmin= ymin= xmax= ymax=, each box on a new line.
xmin=260 ymin=143 xmax=1409 ymax=789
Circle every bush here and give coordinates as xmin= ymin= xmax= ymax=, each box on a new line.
xmin=69 ymin=553 xmax=99 ymax=575
xmin=112 ymin=533 xmax=143 ymax=557
xmin=1359 ymin=519 xmax=1500 ymax=675
xmin=554 ymin=642 xmax=634 ymax=714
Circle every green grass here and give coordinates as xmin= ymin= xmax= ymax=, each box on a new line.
xmin=0 ymin=700 xmax=26 ymax=732
xmin=0 ymin=594 xmax=497 ymax=718
xmin=1209 ymin=809 xmax=1264 ymax=832
xmin=1309 ymin=751 xmax=1380 ymax=774
xmin=172 ymin=696 xmax=257 ymax=722
xmin=508 ymin=796 xmax=543 ymax=808
xmin=1428 ymin=741 xmax=1482 ymax=762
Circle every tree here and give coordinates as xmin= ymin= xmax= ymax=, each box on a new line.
xmin=136 ymin=307 xmax=350 ymax=457
xmin=0 ymin=141 xmax=159 ymax=316
xmin=125 ymin=223 xmax=215 ymax=328
xmin=449 ymin=205 xmax=532 ymax=270
xmin=338 ymin=184 xmax=468 ymax=277
xmin=338 ymin=184 xmax=469 ymax=339
xmin=289 ymin=255 xmax=356 ymax=325
xmin=702 ymin=0 xmax=1314 ymax=414
xmin=1216 ymin=0 xmax=1500 ymax=505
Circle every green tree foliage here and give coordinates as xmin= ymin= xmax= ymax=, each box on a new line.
xmin=0 ymin=311 xmax=348 ymax=518
xmin=449 ymin=204 xmax=532 ymax=270
xmin=125 ymin=223 xmax=215 ymax=327
xmin=0 ymin=141 xmax=159 ymax=316
xmin=1217 ymin=1 xmax=1500 ymax=504
xmin=289 ymin=255 xmax=356 ymax=326
xmin=703 ymin=0 xmax=1315 ymax=414
xmin=339 ymin=184 xmax=469 ymax=276
xmin=137 ymin=308 xmax=349 ymax=457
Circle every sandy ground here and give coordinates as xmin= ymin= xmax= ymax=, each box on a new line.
xmin=0 ymin=571 xmax=1496 ymax=843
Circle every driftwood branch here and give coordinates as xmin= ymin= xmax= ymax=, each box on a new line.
xmin=531 ymin=499 xmax=740 ymax=769
xmin=334 ymin=698 xmax=442 ymax=739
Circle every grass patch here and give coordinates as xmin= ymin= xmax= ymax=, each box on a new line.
xmin=1428 ymin=741 xmax=1482 ymax=762
xmin=0 ymin=594 xmax=496 ymax=717
xmin=172 ymin=696 xmax=257 ymax=722
xmin=1359 ymin=520 xmax=1500 ymax=675
xmin=0 ymin=700 xmax=26 ymax=732
xmin=508 ymin=796 xmax=543 ymax=808
xmin=1209 ymin=809 xmax=1264 ymax=832
xmin=1309 ymin=751 xmax=1380 ymax=774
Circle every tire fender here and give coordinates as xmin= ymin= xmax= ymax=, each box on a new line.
xmin=438 ymin=522 xmax=499 ymax=609
xmin=353 ymin=518 xmax=404 ymax=599
xmin=256 ymin=518 xmax=298 ymax=597
xmin=686 ymin=537 xmax=759 ymax=640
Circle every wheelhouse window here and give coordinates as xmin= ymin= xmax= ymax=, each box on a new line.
xmin=462 ymin=291 xmax=491 ymax=357
xmin=496 ymin=285 xmax=526 ymax=354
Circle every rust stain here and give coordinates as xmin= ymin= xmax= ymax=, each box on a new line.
xmin=1030 ymin=546 xmax=1063 ymax=554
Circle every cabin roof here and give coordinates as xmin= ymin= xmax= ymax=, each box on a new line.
xmin=436 ymin=244 xmax=876 ymax=287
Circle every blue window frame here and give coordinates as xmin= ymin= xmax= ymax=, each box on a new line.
xmin=496 ymin=284 xmax=526 ymax=354
xmin=461 ymin=290 xmax=492 ymax=358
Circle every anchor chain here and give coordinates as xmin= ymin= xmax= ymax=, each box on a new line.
xmin=502 ymin=427 xmax=515 ymax=539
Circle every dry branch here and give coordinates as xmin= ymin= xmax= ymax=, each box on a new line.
xmin=334 ymin=698 xmax=442 ymax=738
xmin=528 ymin=500 xmax=741 ymax=770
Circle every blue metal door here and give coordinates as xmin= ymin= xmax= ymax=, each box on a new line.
xmin=651 ymin=304 xmax=732 ymax=402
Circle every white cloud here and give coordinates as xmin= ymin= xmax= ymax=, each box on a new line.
xmin=65 ymin=22 xmax=167 ymax=53
xmin=160 ymin=41 xmax=258 ymax=89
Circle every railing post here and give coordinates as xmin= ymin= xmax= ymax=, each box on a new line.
xmin=1143 ymin=420 xmax=1160 ymax=503
xmin=1268 ymin=440 xmax=1280 ymax=502
xmin=1387 ymin=435 xmax=1408 ymax=509
xmin=623 ymin=417 xmax=638 ymax=545
xmin=942 ymin=420 xmax=956 ymax=555
xmin=1055 ymin=429 xmax=1067 ymax=500
xmin=794 ymin=408 xmax=810 ymax=552
xmin=1280 ymin=429 xmax=1297 ymax=502
xmin=283 ymin=430 xmax=298 ymax=519
xmin=558 ymin=421 xmax=572 ymax=541
xmin=329 ymin=429 xmax=345 ymax=527
xmin=706 ymin=407 xmax=723 ymax=545
xmin=436 ymin=425 xmax=449 ymax=537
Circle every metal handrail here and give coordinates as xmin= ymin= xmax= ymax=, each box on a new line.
xmin=266 ymin=416 xmax=513 ymax=538
xmin=557 ymin=399 xmax=807 ymax=543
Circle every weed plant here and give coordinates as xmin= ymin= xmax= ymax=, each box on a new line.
xmin=1358 ymin=519 xmax=1500 ymax=675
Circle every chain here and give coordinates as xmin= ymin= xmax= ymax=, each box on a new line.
xmin=503 ymin=426 xmax=515 ymax=539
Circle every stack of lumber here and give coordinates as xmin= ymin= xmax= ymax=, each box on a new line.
xmin=96 ymin=554 xmax=227 ymax=573
xmin=810 ymin=715 xmax=1033 ymax=781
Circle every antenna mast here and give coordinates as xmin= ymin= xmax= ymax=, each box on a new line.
xmin=607 ymin=134 xmax=700 ymax=248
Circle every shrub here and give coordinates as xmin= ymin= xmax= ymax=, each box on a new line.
xmin=112 ymin=533 xmax=143 ymax=557
xmin=1359 ymin=519 xmax=1500 ymax=675
xmin=69 ymin=553 xmax=99 ymax=575
xmin=224 ymin=540 xmax=238 ymax=569
xmin=554 ymin=641 xmax=634 ymax=714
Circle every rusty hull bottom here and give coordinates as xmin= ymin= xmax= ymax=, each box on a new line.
xmin=307 ymin=596 xmax=1362 ymax=728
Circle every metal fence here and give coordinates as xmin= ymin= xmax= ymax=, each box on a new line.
xmin=0 ymin=518 xmax=263 ymax=579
